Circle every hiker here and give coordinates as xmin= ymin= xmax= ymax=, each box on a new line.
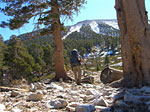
xmin=70 ymin=49 xmax=85 ymax=85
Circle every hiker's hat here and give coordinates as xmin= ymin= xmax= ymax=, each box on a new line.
xmin=72 ymin=49 xmax=78 ymax=52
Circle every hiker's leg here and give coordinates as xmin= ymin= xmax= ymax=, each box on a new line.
xmin=77 ymin=66 xmax=82 ymax=84
xmin=73 ymin=66 xmax=78 ymax=83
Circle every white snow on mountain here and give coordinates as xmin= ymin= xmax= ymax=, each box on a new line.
xmin=62 ymin=24 xmax=82 ymax=39
xmin=89 ymin=21 xmax=100 ymax=34
xmin=103 ymin=20 xmax=119 ymax=29
xmin=63 ymin=19 xmax=119 ymax=39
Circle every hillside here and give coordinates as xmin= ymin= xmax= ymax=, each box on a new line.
xmin=17 ymin=19 xmax=120 ymax=41
xmin=15 ymin=19 xmax=122 ymax=71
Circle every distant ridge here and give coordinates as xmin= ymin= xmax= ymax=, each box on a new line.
xmin=15 ymin=19 xmax=120 ymax=41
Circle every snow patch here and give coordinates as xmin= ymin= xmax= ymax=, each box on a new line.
xmin=89 ymin=21 xmax=100 ymax=34
xmin=103 ymin=21 xmax=119 ymax=29
xmin=111 ymin=62 xmax=122 ymax=67
xmin=63 ymin=24 xmax=82 ymax=39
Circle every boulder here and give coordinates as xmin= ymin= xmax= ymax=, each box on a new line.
xmin=27 ymin=92 xmax=43 ymax=101
xmin=86 ymin=89 xmax=99 ymax=96
xmin=10 ymin=91 xmax=21 ymax=97
xmin=29 ymin=83 xmax=37 ymax=92
xmin=124 ymin=93 xmax=142 ymax=104
xmin=93 ymin=97 xmax=108 ymax=107
xmin=95 ymin=106 xmax=111 ymax=112
xmin=68 ymin=102 xmax=80 ymax=107
xmin=50 ymin=99 xmax=68 ymax=109
xmin=141 ymin=86 xmax=150 ymax=94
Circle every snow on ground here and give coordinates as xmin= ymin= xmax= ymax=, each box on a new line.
xmin=110 ymin=62 xmax=122 ymax=67
xmin=117 ymin=57 xmax=122 ymax=59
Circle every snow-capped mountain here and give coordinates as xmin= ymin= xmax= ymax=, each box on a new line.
xmin=63 ymin=19 xmax=120 ymax=39
xmin=16 ymin=19 xmax=120 ymax=41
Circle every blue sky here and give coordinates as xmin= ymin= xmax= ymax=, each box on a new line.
xmin=0 ymin=0 xmax=150 ymax=40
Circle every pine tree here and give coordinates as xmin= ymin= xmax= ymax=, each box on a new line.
xmin=4 ymin=35 xmax=35 ymax=79
xmin=0 ymin=0 xmax=86 ymax=80
xmin=43 ymin=45 xmax=54 ymax=72
xmin=28 ymin=43 xmax=46 ymax=75
xmin=0 ymin=35 xmax=5 ymax=70
xmin=0 ymin=34 xmax=7 ymax=82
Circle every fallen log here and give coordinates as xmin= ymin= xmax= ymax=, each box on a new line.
xmin=100 ymin=67 xmax=123 ymax=84
xmin=0 ymin=86 xmax=29 ymax=92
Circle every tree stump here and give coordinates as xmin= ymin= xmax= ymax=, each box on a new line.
xmin=100 ymin=67 xmax=123 ymax=84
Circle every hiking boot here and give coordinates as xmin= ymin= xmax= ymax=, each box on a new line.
xmin=76 ymin=82 xmax=81 ymax=85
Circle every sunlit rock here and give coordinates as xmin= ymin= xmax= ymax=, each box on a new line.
xmin=27 ymin=92 xmax=43 ymax=101
xmin=75 ymin=104 xmax=96 ymax=112
xmin=50 ymin=99 xmax=68 ymax=109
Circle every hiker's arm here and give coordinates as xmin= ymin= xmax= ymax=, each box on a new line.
xmin=81 ymin=58 xmax=85 ymax=64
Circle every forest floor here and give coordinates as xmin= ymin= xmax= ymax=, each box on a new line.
xmin=0 ymin=71 xmax=149 ymax=112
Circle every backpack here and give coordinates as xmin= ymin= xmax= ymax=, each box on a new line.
xmin=70 ymin=50 xmax=81 ymax=66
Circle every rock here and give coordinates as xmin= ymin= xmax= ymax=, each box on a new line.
xmin=29 ymin=82 xmax=44 ymax=92
xmin=86 ymin=89 xmax=99 ymax=96
xmin=82 ymin=76 xmax=94 ymax=84
xmin=75 ymin=104 xmax=96 ymax=112
xmin=124 ymin=93 xmax=142 ymax=104
xmin=70 ymin=90 xmax=78 ymax=96
xmin=0 ymin=104 xmax=6 ymax=111
xmin=147 ymin=104 xmax=150 ymax=112
xmin=66 ymin=106 xmax=75 ymax=112
xmin=27 ymin=92 xmax=43 ymax=101
xmin=141 ymin=86 xmax=150 ymax=94
xmin=115 ymin=100 xmax=129 ymax=107
xmin=50 ymin=99 xmax=68 ymax=109
xmin=68 ymin=102 xmax=80 ymax=107
xmin=83 ymin=95 xmax=95 ymax=101
xmin=29 ymin=83 xmax=37 ymax=92
xmin=10 ymin=91 xmax=20 ymax=97
xmin=11 ymin=108 xmax=22 ymax=112
xmin=26 ymin=108 xmax=38 ymax=112
xmin=21 ymin=78 xmax=27 ymax=84
xmin=34 ymin=82 xmax=44 ymax=90
xmin=114 ymin=109 xmax=123 ymax=112
xmin=93 ymin=97 xmax=108 ymax=107
xmin=95 ymin=106 xmax=111 ymax=112
xmin=111 ymin=93 xmax=124 ymax=101
xmin=103 ymin=91 xmax=112 ymax=96
xmin=49 ymin=83 xmax=64 ymax=91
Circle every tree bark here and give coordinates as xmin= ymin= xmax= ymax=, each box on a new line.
xmin=113 ymin=0 xmax=150 ymax=87
xmin=51 ymin=0 xmax=71 ymax=81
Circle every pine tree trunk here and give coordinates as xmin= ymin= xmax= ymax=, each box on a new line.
xmin=51 ymin=0 xmax=71 ymax=81
xmin=114 ymin=0 xmax=150 ymax=87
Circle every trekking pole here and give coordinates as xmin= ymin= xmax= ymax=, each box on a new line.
xmin=85 ymin=63 xmax=87 ymax=70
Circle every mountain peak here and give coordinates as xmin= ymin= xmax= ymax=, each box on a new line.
xmin=63 ymin=19 xmax=119 ymax=39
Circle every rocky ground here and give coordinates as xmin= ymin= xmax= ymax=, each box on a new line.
xmin=0 ymin=71 xmax=150 ymax=112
